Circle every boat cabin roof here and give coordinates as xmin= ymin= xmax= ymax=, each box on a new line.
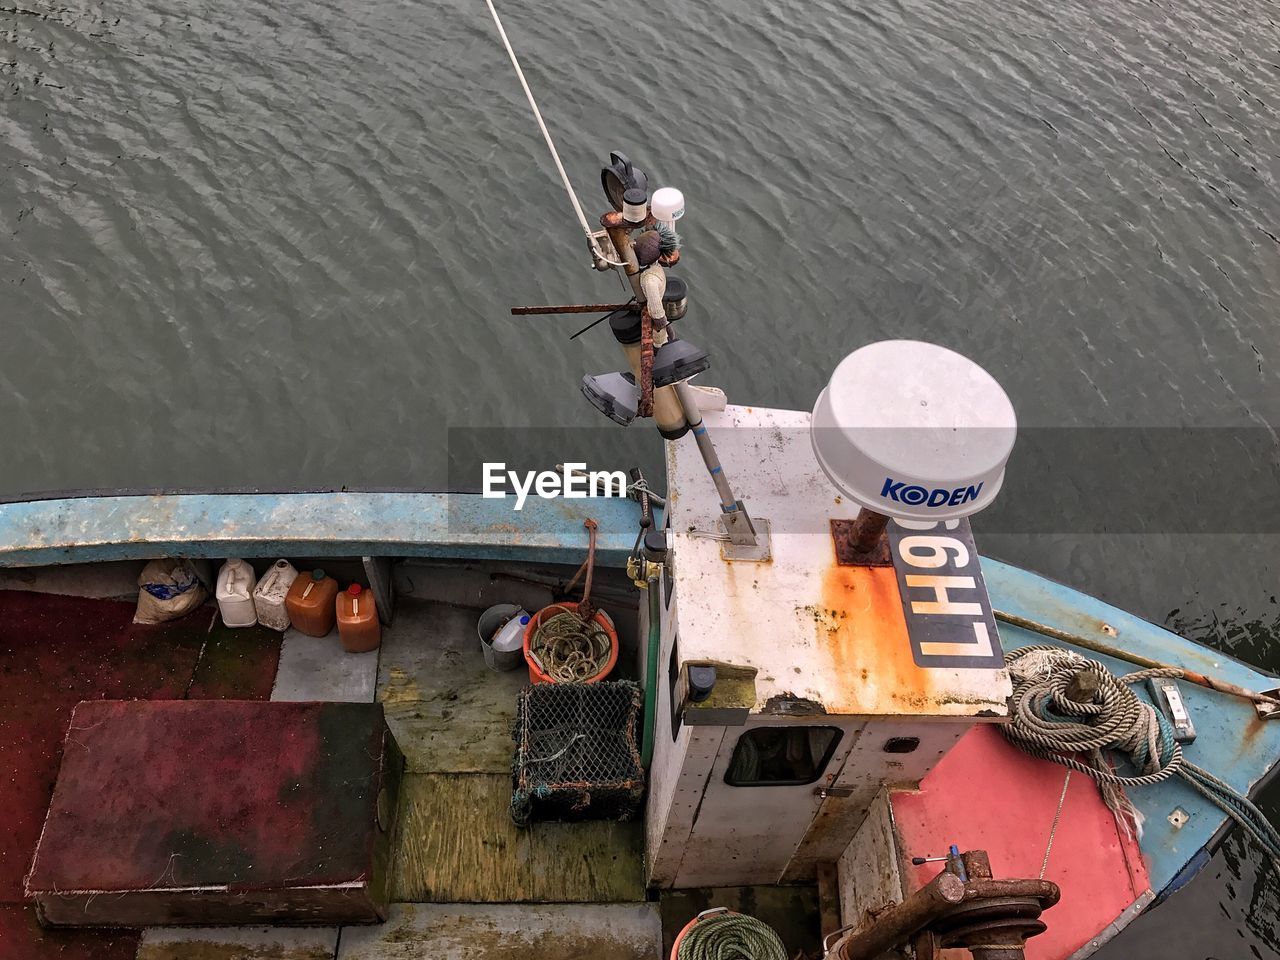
xmin=666 ymin=403 xmax=1011 ymax=719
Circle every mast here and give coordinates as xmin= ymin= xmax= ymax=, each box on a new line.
xmin=482 ymin=0 xmax=764 ymax=552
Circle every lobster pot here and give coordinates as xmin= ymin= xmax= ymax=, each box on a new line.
xmin=511 ymin=681 xmax=645 ymax=826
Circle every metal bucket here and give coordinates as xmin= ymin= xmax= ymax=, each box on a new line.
xmin=477 ymin=603 xmax=526 ymax=672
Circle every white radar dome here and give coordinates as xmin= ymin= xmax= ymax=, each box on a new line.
xmin=810 ymin=340 xmax=1017 ymax=521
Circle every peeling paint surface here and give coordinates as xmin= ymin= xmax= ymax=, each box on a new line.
xmin=667 ymin=405 xmax=1009 ymax=718
xmin=26 ymin=700 xmax=398 ymax=925
xmin=0 ymin=493 xmax=642 ymax=569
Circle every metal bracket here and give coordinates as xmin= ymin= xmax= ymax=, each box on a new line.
xmin=627 ymin=556 xmax=663 ymax=589
xmin=1256 ymin=689 xmax=1280 ymax=721
xmin=720 ymin=517 xmax=772 ymax=562
xmin=361 ymin=556 xmax=395 ymax=625
xmin=815 ymin=785 xmax=855 ymax=799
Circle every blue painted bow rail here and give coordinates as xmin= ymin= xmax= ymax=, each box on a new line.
xmin=0 ymin=492 xmax=644 ymax=569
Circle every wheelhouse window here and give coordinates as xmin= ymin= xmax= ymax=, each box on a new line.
xmin=725 ymin=726 xmax=842 ymax=787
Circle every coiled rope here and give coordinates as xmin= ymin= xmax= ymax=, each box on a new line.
xmin=529 ymin=607 xmax=612 ymax=682
xmin=1003 ymin=645 xmax=1280 ymax=864
xmin=675 ymin=911 xmax=788 ymax=960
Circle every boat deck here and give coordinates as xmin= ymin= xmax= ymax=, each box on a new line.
xmin=0 ymin=564 xmax=822 ymax=959
xmin=373 ymin=598 xmax=646 ymax=905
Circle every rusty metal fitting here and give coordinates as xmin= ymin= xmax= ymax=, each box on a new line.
xmin=831 ymin=508 xmax=892 ymax=566
xmin=827 ymin=850 xmax=1059 ymax=960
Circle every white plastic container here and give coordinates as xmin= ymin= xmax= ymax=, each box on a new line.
xmin=253 ymin=559 xmax=298 ymax=632
xmin=216 ymin=559 xmax=258 ymax=628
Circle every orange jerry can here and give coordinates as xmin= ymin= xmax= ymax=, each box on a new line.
xmin=285 ymin=569 xmax=340 ymax=637
xmin=336 ymin=584 xmax=381 ymax=653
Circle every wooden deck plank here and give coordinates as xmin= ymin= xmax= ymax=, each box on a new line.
xmin=376 ymin=600 xmax=526 ymax=774
xmin=391 ymin=774 xmax=644 ymax=903
xmin=137 ymin=926 xmax=338 ymax=960
xmin=338 ymin=903 xmax=660 ymax=960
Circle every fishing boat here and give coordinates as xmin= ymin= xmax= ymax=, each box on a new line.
xmin=3 ymin=144 xmax=1278 ymax=960
xmin=4 ymin=8 xmax=1279 ymax=960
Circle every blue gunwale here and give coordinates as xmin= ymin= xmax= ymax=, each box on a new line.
xmin=0 ymin=491 xmax=644 ymax=569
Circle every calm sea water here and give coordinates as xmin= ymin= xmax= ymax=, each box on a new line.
xmin=3 ymin=0 xmax=1278 ymax=951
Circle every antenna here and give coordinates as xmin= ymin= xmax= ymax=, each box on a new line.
xmin=482 ymin=6 xmax=764 ymax=553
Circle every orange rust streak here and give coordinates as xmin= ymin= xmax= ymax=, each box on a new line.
xmin=820 ymin=563 xmax=937 ymax=714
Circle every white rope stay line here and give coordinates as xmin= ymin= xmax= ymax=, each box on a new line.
xmin=482 ymin=0 xmax=601 ymax=250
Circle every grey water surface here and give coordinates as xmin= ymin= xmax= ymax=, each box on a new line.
xmin=3 ymin=0 xmax=1279 ymax=953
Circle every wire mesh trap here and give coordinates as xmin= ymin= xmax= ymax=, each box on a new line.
xmin=511 ymin=680 xmax=645 ymax=826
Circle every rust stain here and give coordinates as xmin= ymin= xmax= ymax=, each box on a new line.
xmin=817 ymin=562 xmax=937 ymax=714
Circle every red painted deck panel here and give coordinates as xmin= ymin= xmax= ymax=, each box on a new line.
xmin=26 ymin=700 xmax=399 ymax=926
xmin=0 ymin=591 xmax=280 ymax=956
xmin=892 ymin=725 xmax=1150 ymax=960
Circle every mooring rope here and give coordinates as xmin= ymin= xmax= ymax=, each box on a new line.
xmin=1003 ymin=645 xmax=1280 ymax=864
xmin=676 ymin=911 xmax=788 ymax=960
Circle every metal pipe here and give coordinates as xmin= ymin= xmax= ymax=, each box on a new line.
xmin=641 ymin=572 xmax=662 ymax=768
xmin=832 ymin=872 xmax=966 ymax=960
xmin=847 ymin=508 xmax=889 ymax=554
xmin=673 ymin=382 xmax=759 ymax=546
xmin=674 ymin=382 xmax=738 ymax=515
xmin=602 ymin=212 xmax=643 ymax=299
xmin=511 ymin=303 xmax=635 ymax=315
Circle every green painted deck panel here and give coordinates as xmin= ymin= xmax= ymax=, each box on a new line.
xmin=376 ymin=600 xmax=527 ymax=774
xmin=390 ymin=774 xmax=645 ymax=904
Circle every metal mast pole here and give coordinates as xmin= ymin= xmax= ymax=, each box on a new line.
xmin=674 ymin=382 xmax=760 ymax=548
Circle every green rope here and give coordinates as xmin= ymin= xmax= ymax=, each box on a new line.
xmin=676 ymin=912 xmax=787 ymax=960
xmin=529 ymin=608 xmax=611 ymax=682
xmin=1003 ymin=645 xmax=1280 ymax=864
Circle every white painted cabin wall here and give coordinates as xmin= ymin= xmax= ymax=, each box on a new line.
xmin=644 ymin=569 xmax=729 ymax=887
xmin=645 ymin=542 xmax=980 ymax=888
xmin=671 ymin=715 xmax=864 ymax=888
